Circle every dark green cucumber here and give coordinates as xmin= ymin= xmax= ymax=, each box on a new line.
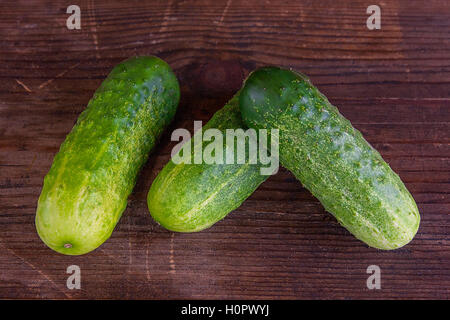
xmin=240 ymin=67 xmax=420 ymax=250
xmin=147 ymin=93 xmax=269 ymax=232
xmin=36 ymin=56 xmax=180 ymax=255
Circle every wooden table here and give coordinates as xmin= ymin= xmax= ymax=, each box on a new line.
xmin=0 ymin=0 xmax=448 ymax=299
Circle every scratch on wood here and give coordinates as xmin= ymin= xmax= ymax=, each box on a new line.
xmin=146 ymin=246 xmax=150 ymax=280
xmin=88 ymin=0 xmax=101 ymax=59
xmin=15 ymin=79 xmax=32 ymax=93
xmin=38 ymin=63 xmax=81 ymax=89
xmin=0 ymin=242 xmax=71 ymax=298
xmin=219 ymin=0 xmax=232 ymax=23
xmin=169 ymin=233 xmax=175 ymax=274
xmin=158 ymin=0 xmax=174 ymax=34
xmin=128 ymin=219 xmax=132 ymax=267
xmin=26 ymin=154 xmax=37 ymax=172
xmin=98 ymin=249 xmax=123 ymax=265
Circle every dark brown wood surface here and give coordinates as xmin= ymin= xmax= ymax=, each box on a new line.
xmin=0 ymin=0 xmax=449 ymax=299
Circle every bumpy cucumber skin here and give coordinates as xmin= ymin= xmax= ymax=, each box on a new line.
xmin=36 ymin=56 xmax=180 ymax=255
xmin=148 ymin=94 xmax=269 ymax=232
xmin=240 ymin=67 xmax=420 ymax=250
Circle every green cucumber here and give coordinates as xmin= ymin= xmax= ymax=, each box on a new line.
xmin=239 ymin=67 xmax=420 ymax=250
xmin=36 ymin=56 xmax=180 ymax=255
xmin=147 ymin=93 xmax=269 ymax=232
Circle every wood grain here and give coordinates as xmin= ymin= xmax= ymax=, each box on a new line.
xmin=0 ymin=0 xmax=449 ymax=299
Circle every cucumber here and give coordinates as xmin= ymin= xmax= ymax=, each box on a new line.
xmin=239 ymin=67 xmax=420 ymax=250
xmin=147 ymin=93 xmax=269 ymax=232
xmin=36 ymin=56 xmax=180 ymax=255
